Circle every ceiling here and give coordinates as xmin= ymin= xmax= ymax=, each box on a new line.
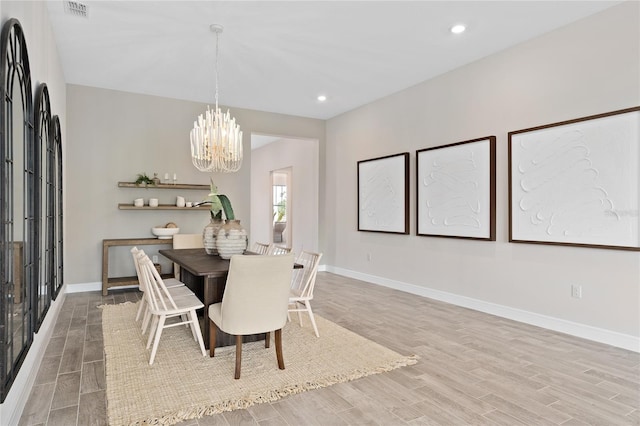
xmin=46 ymin=1 xmax=621 ymax=120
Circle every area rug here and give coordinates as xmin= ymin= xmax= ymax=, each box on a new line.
xmin=102 ymin=302 xmax=418 ymax=426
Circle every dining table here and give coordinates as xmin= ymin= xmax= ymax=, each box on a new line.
xmin=158 ymin=248 xmax=301 ymax=349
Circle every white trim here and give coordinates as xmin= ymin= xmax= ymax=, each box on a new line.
xmin=65 ymin=281 xmax=101 ymax=293
xmin=326 ymin=266 xmax=639 ymax=353
xmin=66 ymin=282 xmax=140 ymax=294
xmin=0 ymin=285 xmax=67 ymax=426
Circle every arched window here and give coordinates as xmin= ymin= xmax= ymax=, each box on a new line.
xmin=0 ymin=18 xmax=35 ymax=402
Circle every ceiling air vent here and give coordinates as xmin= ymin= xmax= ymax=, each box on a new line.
xmin=64 ymin=1 xmax=88 ymax=18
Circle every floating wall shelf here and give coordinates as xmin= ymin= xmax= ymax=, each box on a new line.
xmin=118 ymin=204 xmax=210 ymax=211
xmin=118 ymin=182 xmax=210 ymax=190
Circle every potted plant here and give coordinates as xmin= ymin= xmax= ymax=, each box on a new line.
xmin=200 ymin=180 xmax=246 ymax=257
xmin=134 ymin=172 xmax=155 ymax=187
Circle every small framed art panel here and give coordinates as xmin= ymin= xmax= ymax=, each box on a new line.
xmin=416 ymin=137 xmax=496 ymax=240
xmin=357 ymin=152 xmax=410 ymax=234
xmin=509 ymin=106 xmax=640 ymax=251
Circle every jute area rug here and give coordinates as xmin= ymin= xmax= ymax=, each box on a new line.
xmin=102 ymin=302 xmax=418 ymax=426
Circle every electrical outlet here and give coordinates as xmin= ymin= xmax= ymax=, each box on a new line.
xmin=152 ymin=255 xmax=158 ymax=264
xmin=571 ymin=284 xmax=582 ymax=299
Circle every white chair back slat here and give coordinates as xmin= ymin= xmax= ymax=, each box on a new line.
xmin=130 ymin=247 xmax=146 ymax=292
xmin=251 ymin=242 xmax=270 ymax=255
xmin=140 ymin=254 xmax=178 ymax=311
xmin=268 ymin=244 xmax=291 ymax=255
xmin=136 ymin=251 xmax=160 ymax=312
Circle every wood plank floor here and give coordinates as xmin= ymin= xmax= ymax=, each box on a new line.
xmin=19 ymin=272 xmax=639 ymax=425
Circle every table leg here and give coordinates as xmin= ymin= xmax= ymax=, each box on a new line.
xmin=203 ymin=275 xmax=225 ymax=349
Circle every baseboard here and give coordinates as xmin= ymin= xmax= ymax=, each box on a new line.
xmin=0 ymin=285 xmax=68 ymax=426
xmin=326 ymin=266 xmax=639 ymax=353
xmin=65 ymin=281 xmax=101 ymax=293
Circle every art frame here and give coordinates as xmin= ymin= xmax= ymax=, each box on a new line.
xmin=357 ymin=152 xmax=410 ymax=234
xmin=416 ymin=136 xmax=496 ymax=240
xmin=509 ymin=106 xmax=640 ymax=251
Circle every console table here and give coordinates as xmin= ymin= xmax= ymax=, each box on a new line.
xmin=102 ymin=237 xmax=173 ymax=295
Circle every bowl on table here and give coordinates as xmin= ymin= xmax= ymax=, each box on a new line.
xmin=151 ymin=227 xmax=180 ymax=239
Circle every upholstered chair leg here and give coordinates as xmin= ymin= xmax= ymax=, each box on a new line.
xmin=265 ymin=331 xmax=270 ymax=348
xmin=235 ymin=335 xmax=243 ymax=379
xmin=209 ymin=319 xmax=217 ymax=357
xmin=275 ymin=328 xmax=285 ymax=370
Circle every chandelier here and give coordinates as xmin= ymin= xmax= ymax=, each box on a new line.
xmin=190 ymin=24 xmax=243 ymax=173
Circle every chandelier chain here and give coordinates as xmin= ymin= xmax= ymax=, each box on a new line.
xmin=214 ymin=29 xmax=219 ymax=110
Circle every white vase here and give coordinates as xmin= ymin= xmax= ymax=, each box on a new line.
xmin=203 ymin=218 xmax=224 ymax=255
xmin=216 ymin=219 xmax=248 ymax=260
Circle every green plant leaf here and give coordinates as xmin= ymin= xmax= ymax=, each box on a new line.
xmin=218 ymin=194 xmax=235 ymax=220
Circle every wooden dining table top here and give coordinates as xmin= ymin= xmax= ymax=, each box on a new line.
xmin=159 ymin=248 xmax=231 ymax=277
xmin=158 ymin=248 xmax=302 ymax=277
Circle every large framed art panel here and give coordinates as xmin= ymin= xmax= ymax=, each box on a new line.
xmin=357 ymin=152 xmax=409 ymax=234
xmin=416 ymin=137 xmax=496 ymax=240
xmin=509 ymin=107 xmax=640 ymax=251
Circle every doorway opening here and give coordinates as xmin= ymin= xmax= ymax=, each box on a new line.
xmin=250 ymin=133 xmax=318 ymax=254
xmin=271 ymin=168 xmax=292 ymax=246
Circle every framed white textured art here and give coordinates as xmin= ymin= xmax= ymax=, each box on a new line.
xmin=357 ymin=152 xmax=409 ymax=234
xmin=509 ymin=107 xmax=640 ymax=251
xmin=416 ymin=137 xmax=496 ymax=240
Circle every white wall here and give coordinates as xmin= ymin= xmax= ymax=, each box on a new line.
xmin=324 ymin=2 xmax=640 ymax=343
xmin=66 ymin=85 xmax=325 ymax=285
xmin=250 ymin=137 xmax=320 ymax=253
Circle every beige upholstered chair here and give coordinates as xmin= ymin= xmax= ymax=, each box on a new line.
xmin=208 ymin=253 xmax=295 ymax=379
xmin=138 ymin=254 xmax=206 ymax=365
xmin=288 ymin=251 xmax=323 ymax=337
xmin=267 ymin=244 xmax=291 ymax=255
xmin=250 ymin=242 xmax=270 ymax=254
xmin=172 ymin=233 xmax=204 ymax=278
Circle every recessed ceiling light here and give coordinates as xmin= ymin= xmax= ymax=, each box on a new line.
xmin=317 ymin=95 xmax=327 ymax=102
xmin=451 ymin=24 xmax=466 ymax=34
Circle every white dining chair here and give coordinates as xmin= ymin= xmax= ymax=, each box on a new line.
xmin=267 ymin=244 xmax=291 ymax=255
xmin=288 ymin=251 xmax=323 ymax=337
xmin=138 ymin=254 xmax=206 ymax=365
xmin=208 ymin=253 xmax=295 ymax=379
xmin=172 ymin=233 xmax=204 ymax=278
xmin=250 ymin=242 xmax=270 ymax=255
xmin=130 ymin=247 xmax=192 ymax=334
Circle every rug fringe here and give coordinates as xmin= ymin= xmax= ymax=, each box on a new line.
xmin=131 ymin=354 xmax=419 ymax=425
